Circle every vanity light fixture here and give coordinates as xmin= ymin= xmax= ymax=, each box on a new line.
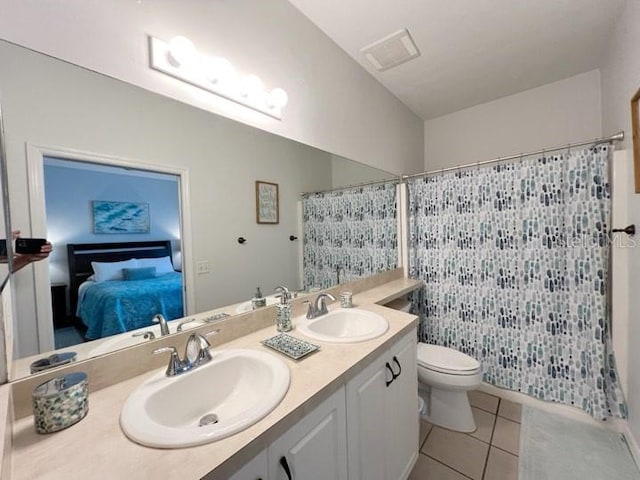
xmin=166 ymin=36 xmax=196 ymax=68
xmin=149 ymin=35 xmax=289 ymax=119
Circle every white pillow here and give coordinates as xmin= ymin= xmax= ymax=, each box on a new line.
xmin=91 ymin=258 xmax=139 ymax=283
xmin=136 ymin=256 xmax=174 ymax=275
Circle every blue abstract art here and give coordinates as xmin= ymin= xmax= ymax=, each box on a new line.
xmin=92 ymin=201 xmax=150 ymax=234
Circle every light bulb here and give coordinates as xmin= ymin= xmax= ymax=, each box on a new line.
xmin=240 ymin=74 xmax=263 ymax=99
xmin=203 ymin=57 xmax=235 ymax=89
xmin=167 ymin=36 xmax=196 ymax=68
xmin=267 ymin=88 xmax=289 ymax=109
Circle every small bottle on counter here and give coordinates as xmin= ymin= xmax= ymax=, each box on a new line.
xmin=275 ymin=286 xmax=293 ymax=332
xmin=251 ymin=287 xmax=267 ymax=310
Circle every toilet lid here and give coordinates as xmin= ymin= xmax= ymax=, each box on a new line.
xmin=417 ymin=344 xmax=480 ymax=374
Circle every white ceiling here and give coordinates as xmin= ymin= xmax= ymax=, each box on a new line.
xmin=287 ymin=0 xmax=625 ymax=120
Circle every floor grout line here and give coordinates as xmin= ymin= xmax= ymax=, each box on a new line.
xmin=419 ymin=421 xmax=434 ymax=451
xmin=424 ymin=453 xmax=475 ymax=480
xmin=481 ymin=398 xmax=501 ymax=479
xmin=413 ymin=397 xmax=523 ymax=479
xmin=491 ymin=443 xmax=520 ymax=458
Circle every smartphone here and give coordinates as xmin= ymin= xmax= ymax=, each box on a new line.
xmin=15 ymin=238 xmax=47 ymax=254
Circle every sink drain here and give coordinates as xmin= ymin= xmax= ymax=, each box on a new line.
xmin=199 ymin=413 xmax=219 ymax=427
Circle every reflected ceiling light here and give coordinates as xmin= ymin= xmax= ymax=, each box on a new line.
xmin=267 ymin=88 xmax=289 ymax=109
xmin=167 ymin=36 xmax=196 ymax=68
xmin=239 ymin=74 xmax=263 ymax=99
xmin=149 ymin=35 xmax=288 ymax=119
xmin=204 ymin=57 xmax=235 ymax=89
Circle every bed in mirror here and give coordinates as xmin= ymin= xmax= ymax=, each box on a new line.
xmin=0 ymin=39 xmax=400 ymax=380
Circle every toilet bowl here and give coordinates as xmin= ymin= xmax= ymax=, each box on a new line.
xmin=417 ymin=343 xmax=482 ymax=433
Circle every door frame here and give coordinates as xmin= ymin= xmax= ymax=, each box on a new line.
xmin=26 ymin=143 xmax=194 ymax=353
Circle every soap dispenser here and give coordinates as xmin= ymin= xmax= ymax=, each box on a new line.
xmin=251 ymin=287 xmax=267 ymax=310
xmin=275 ymin=286 xmax=293 ymax=332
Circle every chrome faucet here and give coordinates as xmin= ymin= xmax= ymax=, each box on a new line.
xmin=153 ymin=330 xmax=220 ymax=377
xmin=305 ymin=292 xmax=336 ymax=319
xmin=153 ymin=346 xmax=190 ymax=376
xmin=152 ymin=314 xmax=170 ymax=336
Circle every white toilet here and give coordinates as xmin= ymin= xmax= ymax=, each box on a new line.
xmin=416 ymin=343 xmax=482 ymax=433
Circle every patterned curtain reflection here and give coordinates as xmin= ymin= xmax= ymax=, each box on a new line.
xmin=408 ymin=145 xmax=626 ymax=420
xmin=303 ymin=183 xmax=398 ymax=290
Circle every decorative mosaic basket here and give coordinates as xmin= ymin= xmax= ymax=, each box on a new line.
xmin=32 ymin=372 xmax=88 ymax=434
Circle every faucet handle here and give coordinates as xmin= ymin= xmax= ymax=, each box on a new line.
xmin=177 ymin=318 xmax=197 ymax=332
xmin=153 ymin=346 xmax=185 ymax=377
xmin=303 ymin=300 xmax=315 ymax=319
xmin=185 ymin=332 xmax=214 ymax=366
xmin=205 ymin=329 xmax=221 ymax=339
xmin=132 ymin=331 xmax=156 ymax=340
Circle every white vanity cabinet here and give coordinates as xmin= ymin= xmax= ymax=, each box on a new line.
xmin=227 ymin=386 xmax=347 ymax=480
xmin=229 ymin=449 xmax=268 ymax=480
xmin=346 ymin=330 xmax=419 ymax=480
xmin=227 ymin=328 xmax=418 ymax=480
xmin=268 ymin=386 xmax=347 ymax=480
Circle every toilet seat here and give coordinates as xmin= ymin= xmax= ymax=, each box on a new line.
xmin=417 ymin=344 xmax=480 ymax=376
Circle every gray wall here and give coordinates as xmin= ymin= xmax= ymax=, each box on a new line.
xmin=424 ymin=70 xmax=603 ymax=170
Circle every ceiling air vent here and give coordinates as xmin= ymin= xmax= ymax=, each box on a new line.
xmin=361 ymin=29 xmax=420 ymax=72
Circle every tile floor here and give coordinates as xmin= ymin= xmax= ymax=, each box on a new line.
xmin=409 ymin=390 xmax=522 ymax=480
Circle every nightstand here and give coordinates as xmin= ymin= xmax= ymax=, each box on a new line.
xmin=50 ymin=283 xmax=69 ymax=329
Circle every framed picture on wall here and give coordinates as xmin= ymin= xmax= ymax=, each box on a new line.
xmin=631 ymin=87 xmax=640 ymax=193
xmin=93 ymin=201 xmax=150 ymax=233
xmin=255 ymin=181 xmax=279 ymax=224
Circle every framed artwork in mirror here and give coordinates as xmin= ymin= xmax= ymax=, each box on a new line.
xmin=93 ymin=201 xmax=150 ymax=234
xmin=631 ymin=87 xmax=640 ymax=193
xmin=255 ymin=181 xmax=279 ymax=224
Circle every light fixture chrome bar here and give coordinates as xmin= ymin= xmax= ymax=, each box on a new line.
xmin=300 ymin=177 xmax=401 ymax=197
xmin=402 ymin=131 xmax=625 ymax=181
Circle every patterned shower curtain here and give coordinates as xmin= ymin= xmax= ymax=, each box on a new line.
xmin=408 ymin=145 xmax=626 ymax=420
xmin=302 ymin=183 xmax=398 ymax=290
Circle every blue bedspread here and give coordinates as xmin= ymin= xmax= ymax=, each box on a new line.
xmin=78 ymin=272 xmax=184 ymax=340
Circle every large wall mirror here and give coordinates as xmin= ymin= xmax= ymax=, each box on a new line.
xmin=0 ymin=104 xmax=11 ymax=290
xmin=0 ymin=40 xmax=399 ymax=380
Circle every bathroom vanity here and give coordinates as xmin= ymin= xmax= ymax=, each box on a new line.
xmin=8 ymin=277 xmax=421 ymax=479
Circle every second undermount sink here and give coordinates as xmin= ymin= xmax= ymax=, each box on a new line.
xmin=297 ymin=308 xmax=389 ymax=343
xmin=120 ymin=348 xmax=290 ymax=448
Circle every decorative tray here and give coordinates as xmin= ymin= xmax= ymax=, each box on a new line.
xmin=261 ymin=333 xmax=319 ymax=360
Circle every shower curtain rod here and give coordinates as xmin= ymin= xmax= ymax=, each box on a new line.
xmin=401 ymin=131 xmax=625 ymax=181
xmin=299 ymin=176 xmax=401 ymax=197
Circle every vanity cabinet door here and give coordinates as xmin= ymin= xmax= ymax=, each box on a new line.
xmin=385 ymin=332 xmax=419 ymax=480
xmin=346 ymin=348 xmax=389 ymax=480
xmin=346 ymin=328 xmax=418 ymax=480
xmin=268 ymin=386 xmax=347 ymax=480
xmin=229 ymin=448 xmax=268 ymax=480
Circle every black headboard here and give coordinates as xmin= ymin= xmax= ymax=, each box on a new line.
xmin=66 ymin=240 xmax=173 ymax=316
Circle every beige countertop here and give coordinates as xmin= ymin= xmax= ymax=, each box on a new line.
xmin=11 ymin=278 xmax=421 ymax=480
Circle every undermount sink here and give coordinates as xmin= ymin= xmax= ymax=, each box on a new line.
xmin=297 ymin=308 xmax=389 ymax=343
xmin=120 ymin=348 xmax=290 ymax=448
xmin=88 ymin=320 xmax=201 ymax=357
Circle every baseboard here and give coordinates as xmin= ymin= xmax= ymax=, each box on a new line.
xmin=477 ymin=382 xmax=628 ymax=433
xmin=622 ymin=425 xmax=640 ymax=471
